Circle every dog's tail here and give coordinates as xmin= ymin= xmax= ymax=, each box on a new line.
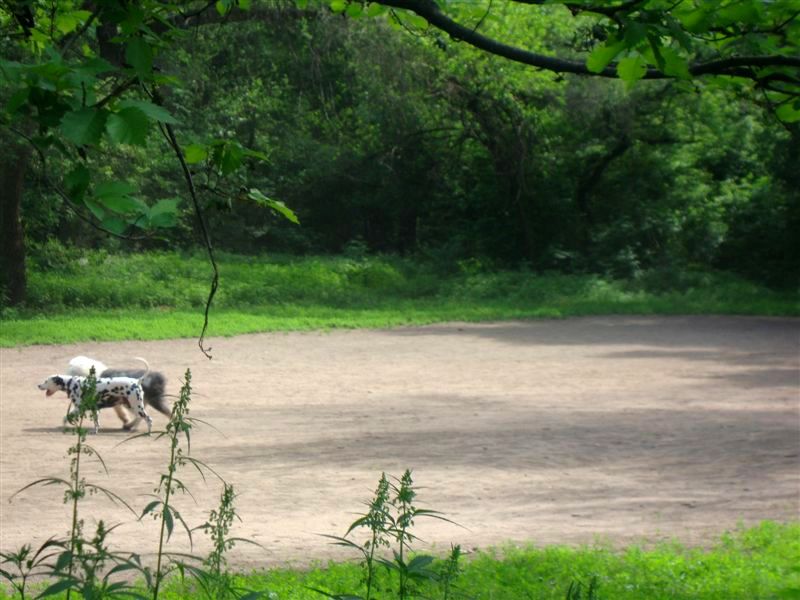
xmin=133 ymin=357 xmax=150 ymax=380
xmin=142 ymin=372 xmax=171 ymax=417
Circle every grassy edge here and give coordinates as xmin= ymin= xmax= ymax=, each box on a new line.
xmin=2 ymin=521 xmax=798 ymax=599
xmin=3 ymin=297 xmax=799 ymax=348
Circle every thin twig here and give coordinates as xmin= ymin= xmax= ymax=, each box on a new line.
xmin=60 ymin=7 xmax=101 ymax=56
xmin=472 ymin=0 xmax=493 ymax=34
xmin=93 ymin=77 xmax=139 ymax=109
xmin=158 ymin=118 xmax=219 ymax=359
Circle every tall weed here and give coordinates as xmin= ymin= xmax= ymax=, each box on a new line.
xmin=3 ymin=367 xmax=141 ymax=599
xmin=316 ymin=470 xmax=461 ymax=600
xmin=2 ymin=369 xmax=265 ymax=600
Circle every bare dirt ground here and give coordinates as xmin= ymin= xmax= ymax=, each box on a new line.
xmin=1 ymin=316 xmax=798 ymax=570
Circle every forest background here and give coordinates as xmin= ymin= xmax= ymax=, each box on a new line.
xmin=2 ymin=0 xmax=798 ymax=327
xmin=1 ymin=3 xmax=799 ymax=598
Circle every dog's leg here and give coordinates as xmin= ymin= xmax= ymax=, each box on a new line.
xmin=130 ymin=388 xmax=152 ymax=434
xmin=113 ymin=404 xmax=132 ymax=428
xmin=122 ymin=415 xmax=141 ymax=431
xmin=64 ymin=396 xmax=79 ymax=430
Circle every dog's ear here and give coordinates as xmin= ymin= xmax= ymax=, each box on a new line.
xmin=54 ymin=376 xmax=65 ymax=388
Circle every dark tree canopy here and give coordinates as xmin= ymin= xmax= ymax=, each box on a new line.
xmin=2 ymin=0 xmax=797 ymax=233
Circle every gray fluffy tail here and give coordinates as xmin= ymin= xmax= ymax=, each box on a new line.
xmin=101 ymin=369 xmax=171 ymax=417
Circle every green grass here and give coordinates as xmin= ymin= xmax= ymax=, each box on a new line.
xmin=3 ymin=522 xmax=798 ymax=599
xmin=1 ymin=250 xmax=797 ymax=347
xmin=236 ymin=521 xmax=799 ymax=600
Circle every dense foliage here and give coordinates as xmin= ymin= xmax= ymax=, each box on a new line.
xmin=1 ymin=0 xmax=798 ymax=312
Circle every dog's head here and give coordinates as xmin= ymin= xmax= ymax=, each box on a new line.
xmin=38 ymin=376 xmax=67 ymax=396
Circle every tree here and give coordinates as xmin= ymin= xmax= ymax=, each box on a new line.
xmin=0 ymin=1 xmax=299 ymax=353
xmin=1 ymin=0 xmax=797 ymax=311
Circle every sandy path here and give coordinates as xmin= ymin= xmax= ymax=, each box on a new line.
xmin=1 ymin=316 xmax=798 ymax=570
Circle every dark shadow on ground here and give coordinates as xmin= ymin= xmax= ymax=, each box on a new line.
xmin=385 ymin=316 xmax=799 ymax=351
xmin=201 ymin=402 xmax=800 ymax=474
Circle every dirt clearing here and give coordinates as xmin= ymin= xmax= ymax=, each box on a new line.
xmin=1 ymin=316 xmax=798 ymax=569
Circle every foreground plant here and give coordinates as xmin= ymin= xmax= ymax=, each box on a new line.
xmin=181 ymin=483 xmax=266 ymax=600
xmin=6 ymin=368 xmax=141 ymax=598
xmin=317 ymin=470 xmax=461 ymax=600
xmin=137 ymin=369 xmax=264 ymax=600
xmin=138 ymin=368 xmax=202 ymax=599
xmin=0 ymin=539 xmax=62 ymax=600
xmin=3 ymin=367 xmax=267 ymax=599
xmin=566 ymin=575 xmax=600 ymax=600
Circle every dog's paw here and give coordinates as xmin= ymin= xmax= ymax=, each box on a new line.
xmin=121 ymin=422 xmax=134 ymax=431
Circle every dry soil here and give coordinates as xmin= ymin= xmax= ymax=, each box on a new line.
xmin=1 ymin=316 xmax=798 ymax=570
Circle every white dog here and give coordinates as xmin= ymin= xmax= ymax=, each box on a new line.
xmin=68 ymin=356 xmax=108 ymax=378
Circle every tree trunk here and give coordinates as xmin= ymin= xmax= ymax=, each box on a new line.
xmin=0 ymin=143 xmax=30 ymax=306
xmin=574 ymin=135 xmax=630 ymax=255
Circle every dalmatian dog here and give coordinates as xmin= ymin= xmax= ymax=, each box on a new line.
xmin=67 ymin=355 xmax=170 ymax=429
xmin=38 ymin=358 xmax=153 ymax=434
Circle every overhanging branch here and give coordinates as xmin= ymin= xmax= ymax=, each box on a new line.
xmin=375 ymin=0 xmax=800 ymax=84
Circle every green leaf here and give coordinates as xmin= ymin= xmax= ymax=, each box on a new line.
xmin=405 ymin=13 xmax=428 ymax=29
xmin=216 ymin=0 xmax=234 ymax=15
xmin=346 ymin=3 xmax=363 ymax=17
xmin=148 ymin=199 xmax=180 ymax=228
xmin=366 ymin=2 xmax=385 ymax=17
xmin=330 ymin=0 xmax=347 ymax=13
xmin=54 ymin=11 xmax=91 ymax=34
xmin=125 ymin=38 xmax=153 ymax=78
xmin=247 ymin=189 xmax=300 ymax=224
xmin=717 ymin=1 xmax=761 ymax=26
xmin=623 ymin=21 xmax=648 ymax=47
xmin=617 ymin=55 xmax=647 ymax=85
xmin=163 ymin=506 xmax=175 ymax=540
xmin=65 ymin=165 xmax=90 ymax=199
xmin=101 ymin=217 xmax=127 ymax=235
xmin=218 ymin=142 xmax=244 ymax=175
xmin=37 ymin=576 xmax=76 ymax=598
xmin=6 ymin=87 xmax=29 ymax=114
xmin=60 ymin=108 xmax=108 ymax=145
xmin=99 ymin=195 xmax=145 ymax=214
xmin=140 ymin=500 xmax=162 ymax=518
xmin=83 ymin=198 xmax=105 ymax=220
xmin=184 ymin=143 xmax=208 ymax=163
xmin=118 ymin=99 xmax=179 ymax=124
xmin=660 ymin=47 xmax=691 ymax=79
xmin=93 ymin=181 xmax=145 ymax=215
xmin=586 ymin=40 xmax=625 ymax=74
xmin=665 ymin=16 xmax=694 ymax=51
xmin=95 ymin=181 xmax=137 ymax=199
xmin=75 ymin=57 xmax=116 ymax=76
xmin=242 ymin=148 xmax=269 ymax=162
xmin=0 ymin=59 xmax=24 ymax=83
xmin=776 ymin=101 xmax=800 ymax=123
xmin=119 ymin=4 xmax=145 ymax=35
xmin=679 ymin=7 xmax=710 ymax=33
xmin=106 ymin=107 xmax=150 ymax=145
